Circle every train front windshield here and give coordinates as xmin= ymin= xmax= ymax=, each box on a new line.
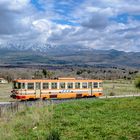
xmin=13 ymin=82 xmax=21 ymax=89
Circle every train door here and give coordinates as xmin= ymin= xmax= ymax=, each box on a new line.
xmin=88 ymin=82 xmax=93 ymax=96
xmin=35 ymin=82 xmax=41 ymax=98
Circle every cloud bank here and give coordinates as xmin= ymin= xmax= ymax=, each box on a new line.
xmin=0 ymin=0 xmax=140 ymax=52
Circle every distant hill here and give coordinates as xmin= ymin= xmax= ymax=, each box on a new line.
xmin=0 ymin=45 xmax=140 ymax=68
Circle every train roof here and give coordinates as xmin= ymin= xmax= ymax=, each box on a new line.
xmin=13 ymin=78 xmax=103 ymax=83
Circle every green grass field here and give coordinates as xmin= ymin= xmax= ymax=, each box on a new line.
xmin=103 ymin=80 xmax=140 ymax=96
xmin=0 ymin=83 xmax=13 ymax=101
xmin=0 ymin=97 xmax=140 ymax=140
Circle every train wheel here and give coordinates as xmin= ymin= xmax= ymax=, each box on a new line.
xmin=42 ymin=97 xmax=46 ymax=100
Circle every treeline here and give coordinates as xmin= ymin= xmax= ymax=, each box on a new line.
xmin=74 ymin=67 xmax=139 ymax=80
xmin=0 ymin=68 xmax=55 ymax=82
xmin=0 ymin=66 xmax=139 ymax=82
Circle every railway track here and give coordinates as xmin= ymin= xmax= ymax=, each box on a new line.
xmin=0 ymin=94 xmax=140 ymax=107
xmin=0 ymin=97 xmax=97 ymax=107
xmin=99 ymin=94 xmax=140 ymax=99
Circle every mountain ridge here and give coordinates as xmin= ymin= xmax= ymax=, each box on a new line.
xmin=0 ymin=44 xmax=140 ymax=68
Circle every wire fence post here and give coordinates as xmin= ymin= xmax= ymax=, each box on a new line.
xmin=10 ymin=103 xmax=13 ymax=113
xmin=0 ymin=107 xmax=2 ymax=117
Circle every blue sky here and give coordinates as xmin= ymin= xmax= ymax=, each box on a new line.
xmin=0 ymin=0 xmax=140 ymax=52
xmin=31 ymin=0 xmax=45 ymax=11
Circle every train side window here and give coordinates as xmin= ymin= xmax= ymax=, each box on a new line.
xmin=51 ymin=82 xmax=57 ymax=89
xmin=22 ymin=83 xmax=25 ymax=89
xmin=13 ymin=82 xmax=17 ymax=89
xmin=75 ymin=82 xmax=80 ymax=89
xmin=36 ymin=83 xmax=41 ymax=90
xmin=99 ymin=82 xmax=103 ymax=88
xmin=82 ymin=82 xmax=87 ymax=88
xmin=93 ymin=82 xmax=98 ymax=88
xmin=18 ymin=83 xmax=21 ymax=89
xmin=60 ymin=82 xmax=65 ymax=89
xmin=88 ymin=82 xmax=92 ymax=88
xmin=13 ymin=82 xmax=21 ymax=89
xmin=67 ymin=83 xmax=73 ymax=89
xmin=28 ymin=83 xmax=34 ymax=89
xmin=43 ymin=83 xmax=49 ymax=89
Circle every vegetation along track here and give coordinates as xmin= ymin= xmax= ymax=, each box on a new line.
xmin=0 ymin=97 xmax=97 ymax=107
xmin=0 ymin=94 xmax=140 ymax=107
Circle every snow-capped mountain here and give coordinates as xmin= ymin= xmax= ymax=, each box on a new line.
xmin=0 ymin=41 xmax=56 ymax=52
xmin=0 ymin=41 xmax=90 ymax=55
xmin=0 ymin=42 xmax=140 ymax=68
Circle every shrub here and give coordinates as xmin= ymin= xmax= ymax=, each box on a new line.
xmin=135 ymin=77 xmax=140 ymax=89
xmin=47 ymin=130 xmax=60 ymax=140
xmin=109 ymin=92 xmax=115 ymax=96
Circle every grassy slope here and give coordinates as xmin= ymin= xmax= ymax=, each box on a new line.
xmin=0 ymin=97 xmax=140 ymax=140
xmin=0 ymin=83 xmax=14 ymax=101
xmin=103 ymin=80 xmax=140 ymax=96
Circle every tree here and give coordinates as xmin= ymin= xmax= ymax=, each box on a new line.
xmin=34 ymin=71 xmax=43 ymax=79
xmin=135 ymin=79 xmax=140 ymax=89
xmin=42 ymin=69 xmax=55 ymax=79
xmin=135 ymin=75 xmax=140 ymax=89
xmin=47 ymin=71 xmax=55 ymax=79
xmin=42 ymin=69 xmax=47 ymax=78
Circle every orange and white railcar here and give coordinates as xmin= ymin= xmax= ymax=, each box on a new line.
xmin=11 ymin=77 xmax=103 ymax=100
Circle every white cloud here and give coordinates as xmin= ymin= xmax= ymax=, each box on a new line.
xmin=0 ymin=0 xmax=31 ymax=11
xmin=32 ymin=19 xmax=51 ymax=32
